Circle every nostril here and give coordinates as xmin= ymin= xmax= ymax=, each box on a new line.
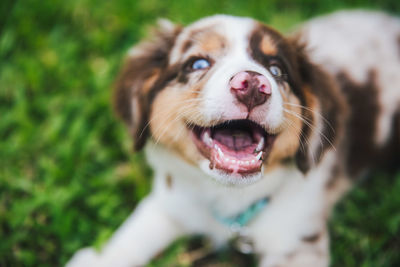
xmin=242 ymin=80 xmax=249 ymax=89
xmin=256 ymin=75 xmax=271 ymax=95
xmin=230 ymin=71 xmax=250 ymax=90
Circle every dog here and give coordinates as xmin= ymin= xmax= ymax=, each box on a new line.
xmin=67 ymin=10 xmax=400 ymax=267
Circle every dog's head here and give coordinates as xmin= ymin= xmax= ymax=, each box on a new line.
xmin=114 ymin=15 xmax=334 ymax=185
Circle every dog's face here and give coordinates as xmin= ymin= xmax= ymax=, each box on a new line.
xmin=115 ymin=15 xmax=321 ymax=185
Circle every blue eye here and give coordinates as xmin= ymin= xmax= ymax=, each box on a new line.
xmin=269 ymin=65 xmax=282 ymax=77
xmin=192 ymin=58 xmax=211 ymax=70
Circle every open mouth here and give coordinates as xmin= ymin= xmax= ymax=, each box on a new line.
xmin=190 ymin=119 xmax=276 ymax=176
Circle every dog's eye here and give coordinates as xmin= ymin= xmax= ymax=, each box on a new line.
xmin=269 ymin=65 xmax=282 ymax=77
xmin=192 ymin=58 xmax=211 ymax=70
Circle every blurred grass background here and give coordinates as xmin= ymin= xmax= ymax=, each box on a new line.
xmin=1 ymin=0 xmax=400 ymax=266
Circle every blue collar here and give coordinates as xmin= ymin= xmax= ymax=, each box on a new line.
xmin=213 ymin=197 xmax=269 ymax=228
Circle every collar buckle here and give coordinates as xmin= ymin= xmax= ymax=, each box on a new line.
xmin=230 ymin=223 xmax=254 ymax=254
xmin=213 ymin=197 xmax=269 ymax=254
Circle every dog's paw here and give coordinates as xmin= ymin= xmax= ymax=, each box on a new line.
xmin=66 ymin=247 xmax=101 ymax=267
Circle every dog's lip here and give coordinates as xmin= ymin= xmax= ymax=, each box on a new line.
xmin=188 ymin=119 xmax=276 ymax=176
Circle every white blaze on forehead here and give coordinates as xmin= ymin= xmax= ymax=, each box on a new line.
xmin=170 ymin=15 xmax=285 ymax=131
xmin=170 ymin=15 xmax=255 ymax=63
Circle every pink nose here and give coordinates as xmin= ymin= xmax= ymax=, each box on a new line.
xmin=229 ymin=71 xmax=271 ymax=111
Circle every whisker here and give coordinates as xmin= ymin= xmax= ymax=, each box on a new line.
xmin=152 ymin=104 xmax=203 ymax=145
xmin=138 ymin=96 xmax=206 ymax=140
xmin=283 ymin=102 xmax=335 ymax=133
xmin=283 ymin=108 xmax=336 ymax=152
xmin=282 ymin=118 xmax=316 ymax=166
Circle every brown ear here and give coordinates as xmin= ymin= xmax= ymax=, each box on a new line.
xmin=291 ymin=41 xmax=315 ymax=174
xmin=289 ymin=37 xmax=341 ymax=174
xmin=113 ymin=20 xmax=181 ymax=151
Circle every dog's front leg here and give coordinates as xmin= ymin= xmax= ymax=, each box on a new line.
xmin=66 ymin=195 xmax=184 ymax=267
xmin=258 ymin=228 xmax=330 ymax=267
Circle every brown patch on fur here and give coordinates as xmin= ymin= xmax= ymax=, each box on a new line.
xmin=133 ymin=64 xmax=181 ymax=150
xmin=201 ymin=33 xmax=225 ymax=52
xmin=376 ymin=109 xmax=400 ymax=171
xmin=174 ymin=28 xmax=224 ymax=85
xmin=260 ymin=34 xmax=278 ymax=55
xmin=292 ymin=43 xmax=347 ymax=173
xmin=177 ymin=65 xmax=189 ymax=84
xmin=294 ymin=86 xmax=317 ymax=173
xmin=326 ymin=163 xmax=341 ymax=189
xmin=312 ymin=71 xmax=346 ymax=164
xmin=181 ymin=39 xmax=193 ymax=54
xmin=266 ymin=93 xmax=303 ymax=169
xmin=391 ymin=111 xmax=400 ymax=165
xmin=336 ymin=71 xmax=399 ymax=178
xmin=397 ymin=35 xmax=400 ymax=59
xmin=166 ymin=174 xmax=173 ymax=189
xmin=179 ymin=79 xmax=211 ymax=126
xmin=149 ymin=81 xmax=208 ymax=165
xmin=184 ymin=26 xmax=226 ymax=54
xmin=113 ymin=23 xmax=182 ymax=151
xmin=248 ymin=25 xmax=291 ymax=83
xmin=302 ymin=233 xmax=321 ymax=243
xmin=141 ymin=71 xmax=161 ymax=95
xmin=337 ymin=70 xmax=380 ymax=177
xmin=285 ymin=230 xmax=328 ymax=264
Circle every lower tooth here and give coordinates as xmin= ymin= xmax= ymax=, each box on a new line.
xmin=256 ymin=151 xmax=263 ymax=160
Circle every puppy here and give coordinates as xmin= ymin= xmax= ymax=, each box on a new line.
xmin=68 ymin=10 xmax=400 ymax=267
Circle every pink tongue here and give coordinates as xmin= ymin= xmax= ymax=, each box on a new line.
xmin=213 ymin=129 xmax=253 ymax=151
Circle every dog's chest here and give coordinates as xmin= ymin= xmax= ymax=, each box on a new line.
xmin=146 ymin=144 xmax=333 ymax=249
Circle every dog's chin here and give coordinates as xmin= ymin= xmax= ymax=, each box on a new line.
xmin=189 ymin=119 xmax=276 ymax=186
xmin=199 ymin=159 xmax=264 ymax=186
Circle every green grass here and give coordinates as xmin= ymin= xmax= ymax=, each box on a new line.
xmin=1 ymin=0 xmax=399 ymax=266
